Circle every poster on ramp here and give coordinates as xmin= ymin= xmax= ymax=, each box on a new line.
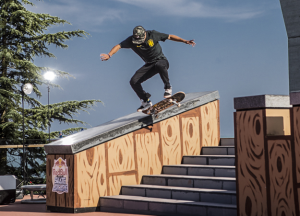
xmin=52 ymin=157 xmax=68 ymax=194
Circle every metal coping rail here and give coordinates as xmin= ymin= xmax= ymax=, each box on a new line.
xmin=0 ymin=144 xmax=46 ymax=148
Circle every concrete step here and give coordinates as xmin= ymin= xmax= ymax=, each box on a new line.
xmin=202 ymin=146 xmax=235 ymax=155
xmin=163 ymin=165 xmax=236 ymax=177
xmin=220 ymin=138 xmax=234 ymax=146
xmin=121 ymin=184 xmax=236 ymax=204
xmin=182 ymin=155 xmax=235 ymax=166
xmin=100 ymin=195 xmax=237 ymax=216
xmin=142 ymin=174 xmax=236 ymax=190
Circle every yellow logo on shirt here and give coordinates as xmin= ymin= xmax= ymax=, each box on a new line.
xmin=147 ymin=39 xmax=154 ymax=47
xmin=137 ymin=45 xmax=142 ymax=47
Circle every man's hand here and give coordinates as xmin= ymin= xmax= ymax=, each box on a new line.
xmin=100 ymin=53 xmax=110 ymax=61
xmin=185 ymin=40 xmax=196 ymax=47
xmin=100 ymin=45 xmax=121 ymax=61
xmin=168 ymin=35 xmax=196 ymax=47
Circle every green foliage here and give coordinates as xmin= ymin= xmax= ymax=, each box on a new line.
xmin=0 ymin=0 xmax=101 ymax=182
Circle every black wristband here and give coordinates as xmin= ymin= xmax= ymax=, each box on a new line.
xmin=108 ymin=54 xmax=111 ymax=58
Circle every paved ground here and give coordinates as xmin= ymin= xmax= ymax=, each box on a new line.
xmin=0 ymin=195 xmax=155 ymax=216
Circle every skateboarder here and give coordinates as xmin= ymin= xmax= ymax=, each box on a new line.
xmin=100 ymin=26 xmax=196 ymax=112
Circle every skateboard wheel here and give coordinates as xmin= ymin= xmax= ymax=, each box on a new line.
xmin=169 ymin=99 xmax=172 ymax=103
xmin=177 ymin=103 xmax=181 ymax=107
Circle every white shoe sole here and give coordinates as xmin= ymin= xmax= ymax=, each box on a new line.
xmin=164 ymin=95 xmax=172 ymax=98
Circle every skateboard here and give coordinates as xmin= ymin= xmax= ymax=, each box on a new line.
xmin=142 ymin=92 xmax=185 ymax=117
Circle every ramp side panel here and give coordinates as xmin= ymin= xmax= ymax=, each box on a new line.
xmin=180 ymin=108 xmax=201 ymax=157
xmin=135 ymin=124 xmax=163 ymax=184
xmin=201 ymin=100 xmax=220 ymax=147
xmin=59 ymin=100 xmax=220 ymax=209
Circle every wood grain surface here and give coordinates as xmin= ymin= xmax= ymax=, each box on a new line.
xmin=267 ymin=139 xmax=296 ymax=216
xmin=181 ymin=116 xmax=201 ymax=156
xmin=236 ymin=110 xmax=268 ymax=216
xmin=135 ymin=126 xmax=162 ymax=182
xmin=160 ymin=115 xmax=182 ymax=165
xmin=46 ymin=155 xmax=55 ymax=206
xmin=108 ymin=174 xmax=137 ymax=196
xmin=107 ymin=134 xmax=135 ymax=174
xmin=293 ymin=107 xmax=300 ymax=183
xmin=65 ymin=155 xmax=74 ymax=208
xmin=46 ymin=100 xmax=220 ymax=211
xmin=298 ymin=188 xmax=300 ymax=215
xmin=200 ymin=100 xmax=220 ymax=147
xmin=74 ymin=144 xmax=107 ymax=208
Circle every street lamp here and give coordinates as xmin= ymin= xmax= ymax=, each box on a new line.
xmin=22 ymin=83 xmax=33 ymax=185
xmin=43 ymin=71 xmax=56 ymax=143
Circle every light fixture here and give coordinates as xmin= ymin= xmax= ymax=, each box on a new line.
xmin=43 ymin=71 xmax=56 ymax=81
xmin=21 ymin=83 xmax=33 ymax=186
xmin=22 ymin=83 xmax=33 ymax=95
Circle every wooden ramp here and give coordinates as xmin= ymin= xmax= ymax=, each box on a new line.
xmin=44 ymin=91 xmax=220 ymax=213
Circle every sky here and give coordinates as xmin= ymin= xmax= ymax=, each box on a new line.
xmin=27 ymin=0 xmax=289 ymax=138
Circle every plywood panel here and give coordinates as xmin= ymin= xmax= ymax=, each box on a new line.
xmin=74 ymin=144 xmax=107 ymax=208
xmin=49 ymin=100 xmax=221 ymax=211
xmin=107 ymin=134 xmax=135 ymax=174
xmin=298 ymin=188 xmax=300 ymax=214
xmin=267 ymin=139 xmax=296 ymax=216
xmin=160 ymin=115 xmax=182 ymax=165
xmin=236 ymin=110 xmax=268 ymax=216
xmin=135 ymin=127 xmax=162 ymax=181
xmin=108 ymin=174 xmax=137 ymax=196
xmin=46 ymin=155 xmax=55 ymax=206
xmin=65 ymin=155 xmax=74 ymax=208
xmin=293 ymin=107 xmax=300 ymax=183
xmin=181 ymin=116 xmax=201 ymax=156
xmin=200 ymin=100 xmax=220 ymax=147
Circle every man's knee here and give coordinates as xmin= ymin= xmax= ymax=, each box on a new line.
xmin=130 ymin=76 xmax=141 ymax=87
xmin=130 ymin=78 xmax=135 ymax=87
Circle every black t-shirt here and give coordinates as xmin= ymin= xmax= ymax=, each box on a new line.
xmin=120 ymin=30 xmax=169 ymax=63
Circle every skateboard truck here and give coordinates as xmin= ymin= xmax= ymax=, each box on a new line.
xmin=170 ymin=99 xmax=181 ymax=107
xmin=146 ymin=109 xmax=159 ymax=119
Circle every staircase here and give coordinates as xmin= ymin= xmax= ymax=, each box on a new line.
xmin=100 ymin=138 xmax=237 ymax=216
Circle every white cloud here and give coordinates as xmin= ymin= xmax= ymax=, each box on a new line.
xmin=24 ymin=0 xmax=264 ymax=33
xmin=26 ymin=0 xmax=127 ymax=32
xmin=116 ymin=0 xmax=263 ymax=21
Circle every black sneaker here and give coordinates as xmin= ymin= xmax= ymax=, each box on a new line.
xmin=137 ymin=99 xmax=152 ymax=112
xmin=164 ymin=88 xmax=172 ymax=98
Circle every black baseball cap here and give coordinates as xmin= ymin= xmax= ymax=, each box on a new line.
xmin=132 ymin=26 xmax=146 ymax=44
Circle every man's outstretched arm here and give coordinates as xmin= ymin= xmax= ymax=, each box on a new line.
xmin=168 ymin=35 xmax=196 ymax=47
xmin=100 ymin=44 xmax=121 ymax=61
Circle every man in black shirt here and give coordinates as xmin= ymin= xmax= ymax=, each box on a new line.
xmin=101 ymin=26 xmax=195 ymax=112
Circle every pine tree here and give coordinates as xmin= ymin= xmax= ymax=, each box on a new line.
xmin=0 ymin=0 xmax=101 ymax=182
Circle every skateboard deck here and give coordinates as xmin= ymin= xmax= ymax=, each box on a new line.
xmin=142 ymin=92 xmax=185 ymax=116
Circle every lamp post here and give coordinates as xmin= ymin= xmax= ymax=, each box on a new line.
xmin=22 ymin=83 xmax=33 ymax=185
xmin=43 ymin=71 xmax=56 ymax=144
